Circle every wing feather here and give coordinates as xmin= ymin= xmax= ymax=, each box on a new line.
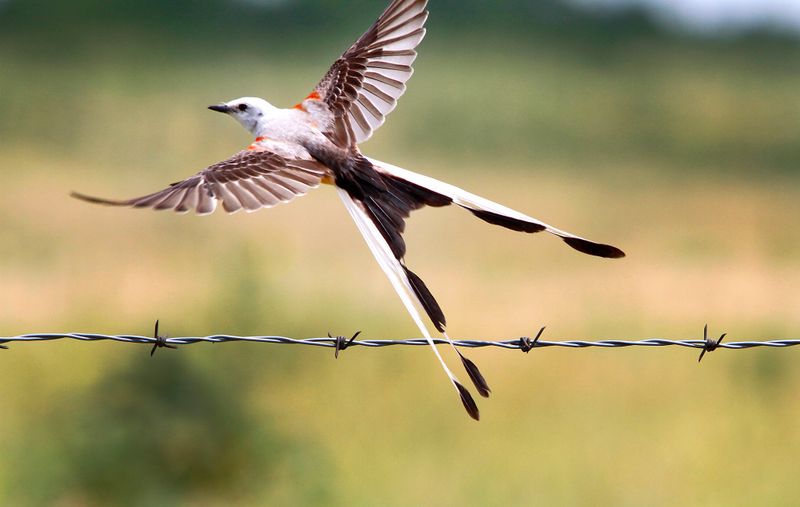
xmin=309 ymin=0 xmax=428 ymax=147
xmin=175 ymin=185 xmax=199 ymax=213
xmin=71 ymin=150 xmax=329 ymax=215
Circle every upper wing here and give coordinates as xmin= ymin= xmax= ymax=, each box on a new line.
xmin=308 ymin=0 xmax=428 ymax=147
xmin=72 ymin=150 xmax=329 ymax=215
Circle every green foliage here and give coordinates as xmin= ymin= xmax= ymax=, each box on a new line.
xmin=3 ymin=354 xmax=332 ymax=506
xmin=2 ymin=0 xmax=795 ymax=57
xmin=2 ymin=1 xmax=798 ymax=179
xmin=0 ymin=0 xmax=655 ymax=39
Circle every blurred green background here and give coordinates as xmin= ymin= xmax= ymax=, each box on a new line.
xmin=2 ymin=0 xmax=800 ymax=505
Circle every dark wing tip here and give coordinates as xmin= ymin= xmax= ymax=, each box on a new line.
xmin=455 ymin=381 xmax=480 ymax=421
xmin=459 ymin=353 xmax=491 ymax=398
xmin=70 ymin=191 xmax=127 ymax=206
xmin=563 ymin=237 xmax=626 ymax=259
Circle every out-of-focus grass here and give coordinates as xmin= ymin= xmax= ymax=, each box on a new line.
xmin=1 ymin=35 xmax=799 ymax=506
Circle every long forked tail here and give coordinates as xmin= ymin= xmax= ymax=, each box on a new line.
xmin=367 ymin=158 xmax=626 ymax=259
xmin=337 ymin=188 xmax=481 ymax=420
xmin=336 ymin=157 xmax=622 ymax=419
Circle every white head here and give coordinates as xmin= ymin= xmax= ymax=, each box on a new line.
xmin=208 ymin=97 xmax=276 ymax=135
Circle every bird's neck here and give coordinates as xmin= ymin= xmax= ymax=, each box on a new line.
xmin=251 ymin=108 xmax=286 ymax=137
xmin=252 ymin=108 xmax=307 ymax=139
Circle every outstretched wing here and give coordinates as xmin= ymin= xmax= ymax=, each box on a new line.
xmin=72 ymin=150 xmax=329 ymax=215
xmin=307 ymin=0 xmax=428 ymax=147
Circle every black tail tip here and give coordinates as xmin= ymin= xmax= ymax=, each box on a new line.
xmin=455 ymin=381 xmax=480 ymax=421
xmin=459 ymin=354 xmax=491 ymax=398
xmin=563 ymin=237 xmax=625 ymax=259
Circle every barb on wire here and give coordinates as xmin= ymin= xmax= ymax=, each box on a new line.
xmin=698 ymin=324 xmax=726 ymax=363
xmin=519 ymin=326 xmax=546 ymax=353
xmin=329 ymin=331 xmax=361 ymax=359
xmin=2 ymin=324 xmax=800 ymax=359
xmin=150 ymin=320 xmax=177 ymax=357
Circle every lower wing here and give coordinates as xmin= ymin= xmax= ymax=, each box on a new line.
xmin=71 ymin=149 xmax=328 ymax=215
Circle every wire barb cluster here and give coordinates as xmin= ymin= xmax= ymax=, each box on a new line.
xmin=150 ymin=320 xmax=177 ymax=357
xmin=2 ymin=323 xmax=799 ymax=361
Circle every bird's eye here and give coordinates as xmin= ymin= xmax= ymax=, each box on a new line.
xmin=237 ymin=103 xmax=249 ymax=111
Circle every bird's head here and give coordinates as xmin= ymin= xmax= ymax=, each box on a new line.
xmin=208 ymin=97 xmax=275 ymax=135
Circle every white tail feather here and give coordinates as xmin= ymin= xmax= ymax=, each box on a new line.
xmin=336 ymin=187 xmax=462 ymax=386
xmin=367 ymin=157 xmax=618 ymax=250
xmin=333 ymin=157 xmax=620 ymax=419
xmin=338 ymin=187 xmax=483 ymax=372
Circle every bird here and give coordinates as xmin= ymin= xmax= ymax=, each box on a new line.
xmin=71 ymin=0 xmax=624 ymax=420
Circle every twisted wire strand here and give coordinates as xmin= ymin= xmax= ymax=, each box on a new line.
xmin=2 ymin=333 xmax=800 ymax=350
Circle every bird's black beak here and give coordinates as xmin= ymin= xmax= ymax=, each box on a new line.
xmin=208 ymin=104 xmax=231 ymax=113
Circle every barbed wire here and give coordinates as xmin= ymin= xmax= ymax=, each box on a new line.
xmin=1 ymin=322 xmax=799 ymax=361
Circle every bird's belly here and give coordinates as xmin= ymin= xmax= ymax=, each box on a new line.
xmin=259 ymin=114 xmax=321 ymax=143
xmin=255 ymin=116 xmax=330 ymax=160
xmin=250 ymin=137 xmax=314 ymax=160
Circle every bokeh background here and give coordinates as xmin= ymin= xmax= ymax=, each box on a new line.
xmin=2 ymin=0 xmax=799 ymax=505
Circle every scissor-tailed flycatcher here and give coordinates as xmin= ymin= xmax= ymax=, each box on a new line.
xmin=73 ymin=0 xmax=624 ymax=420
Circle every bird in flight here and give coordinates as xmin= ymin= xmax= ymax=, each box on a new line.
xmin=72 ymin=0 xmax=624 ymax=420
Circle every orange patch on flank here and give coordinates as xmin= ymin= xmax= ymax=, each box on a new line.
xmin=293 ymin=90 xmax=322 ymax=110
xmin=321 ymin=174 xmax=335 ymax=185
xmin=247 ymin=136 xmax=268 ymax=150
